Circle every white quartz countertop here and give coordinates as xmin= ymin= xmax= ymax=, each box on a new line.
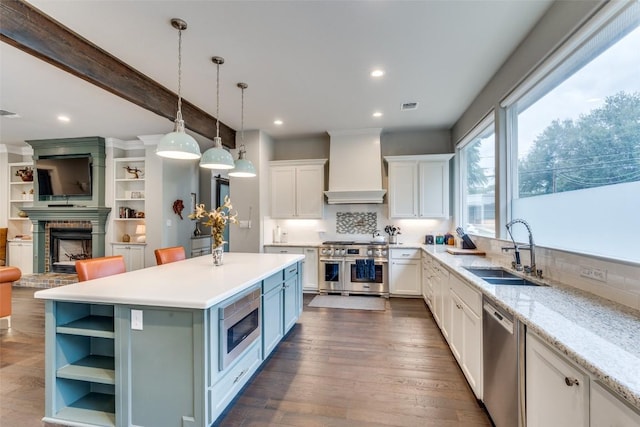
xmin=35 ymin=253 xmax=304 ymax=309
xmin=421 ymin=245 xmax=640 ymax=409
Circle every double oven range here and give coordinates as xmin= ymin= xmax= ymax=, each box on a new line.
xmin=318 ymin=241 xmax=389 ymax=297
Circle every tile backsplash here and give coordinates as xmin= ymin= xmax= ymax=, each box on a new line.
xmin=336 ymin=212 xmax=377 ymax=234
xmin=473 ymin=236 xmax=640 ymax=311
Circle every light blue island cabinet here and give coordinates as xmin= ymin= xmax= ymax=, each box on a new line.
xmin=36 ymin=253 xmax=304 ymax=427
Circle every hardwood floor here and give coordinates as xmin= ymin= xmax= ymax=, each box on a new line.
xmin=0 ymin=287 xmax=46 ymax=427
xmin=218 ymin=295 xmax=490 ymax=426
xmin=0 ymin=289 xmax=490 ymax=427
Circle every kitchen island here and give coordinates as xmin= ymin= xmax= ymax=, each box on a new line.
xmin=35 ymin=252 xmax=304 ymax=427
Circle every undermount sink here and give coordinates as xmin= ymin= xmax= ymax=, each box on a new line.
xmin=464 ymin=267 xmax=520 ymax=279
xmin=482 ymin=277 xmax=542 ymax=286
xmin=463 ymin=267 xmax=543 ymax=286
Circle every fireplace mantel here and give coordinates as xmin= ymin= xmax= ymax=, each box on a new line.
xmin=23 ymin=206 xmax=111 ymax=222
xmin=23 ymin=206 xmax=111 ymax=273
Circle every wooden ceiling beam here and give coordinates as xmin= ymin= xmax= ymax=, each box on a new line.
xmin=0 ymin=0 xmax=235 ymax=148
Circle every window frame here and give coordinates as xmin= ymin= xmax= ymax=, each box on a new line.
xmin=499 ymin=0 xmax=640 ymax=257
xmin=456 ymin=111 xmax=496 ymax=238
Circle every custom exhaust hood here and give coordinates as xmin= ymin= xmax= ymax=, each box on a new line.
xmin=324 ymin=128 xmax=386 ymax=204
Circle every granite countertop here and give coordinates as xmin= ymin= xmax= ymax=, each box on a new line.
xmin=35 ymin=253 xmax=304 ymax=309
xmin=421 ymin=245 xmax=640 ymax=409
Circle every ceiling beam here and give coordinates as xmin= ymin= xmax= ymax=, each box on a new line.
xmin=0 ymin=0 xmax=235 ymax=149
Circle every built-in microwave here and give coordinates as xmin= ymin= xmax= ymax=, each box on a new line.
xmin=219 ymin=287 xmax=261 ymax=370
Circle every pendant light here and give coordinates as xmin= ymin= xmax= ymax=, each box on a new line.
xmin=156 ymin=18 xmax=201 ymax=160
xmin=200 ymin=56 xmax=235 ymax=169
xmin=229 ymin=83 xmax=256 ymax=178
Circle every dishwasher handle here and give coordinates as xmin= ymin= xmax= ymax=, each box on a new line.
xmin=484 ymin=302 xmax=514 ymax=334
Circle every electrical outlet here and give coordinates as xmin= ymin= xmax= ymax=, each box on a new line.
xmin=131 ymin=309 xmax=143 ymax=330
xmin=580 ymin=265 xmax=608 ymax=282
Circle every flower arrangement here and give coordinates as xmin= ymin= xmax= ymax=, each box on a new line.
xmin=189 ymin=196 xmax=238 ymax=248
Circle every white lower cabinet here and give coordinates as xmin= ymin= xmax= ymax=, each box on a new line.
xmin=7 ymin=240 xmax=33 ymax=274
xmin=302 ymin=248 xmax=318 ymax=292
xmin=111 ymin=244 xmax=145 ymax=271
xmin=421 ymin=254 xmax=433 ymax=309
xmin=591 ymin=381 xmax=640 ymax=427
xmin=264 ymin=246 xmax=318 ymax=292
xmin=526 ymin=331 xmax=590 ymax=427
xmin=449 ymin=274 xmax=482 ymax=398
xmin=431 ymin=259 xmax=450 ymax=338
xmin=389 ymin=248 xmax=421 ymax=296
xmin=527 ymin=330 xmax=640 ymax=427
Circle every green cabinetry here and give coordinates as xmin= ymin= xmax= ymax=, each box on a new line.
xmin=43 ymin=261 xmax=302 ymax=427
xmin=262 ymin=262 xmax=302 ymax=360
xmin=45 ymin=302 xmax=117 ymax=426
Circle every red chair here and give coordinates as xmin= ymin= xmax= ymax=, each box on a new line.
xmin=75 ymin=256 xmax=126 ymax=282
xmin=154 ymin=246 xmax=186 ymax=265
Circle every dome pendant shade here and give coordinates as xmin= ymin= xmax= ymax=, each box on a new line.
xmin=229 ymin=147 xmax=256 ymax=177
xmin=157 ymin=119 xmax=201 ymax=159
xmin=228 ymin=82 xmax=256 ymax=178
xmin=200 ymin=137 xmax=235 ymax=169
xmin=157 ymin=18 xmax=201 ymax=160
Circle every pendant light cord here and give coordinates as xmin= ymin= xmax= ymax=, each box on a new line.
xmin=177 ymin=27 xmax=183 ymax=120
xmin=216 ymin=60 xmax=220 ymax=139
xmin=240 ymin=84 xmax=245 ymax=143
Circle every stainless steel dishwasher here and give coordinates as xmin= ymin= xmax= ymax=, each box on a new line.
xmin=483 ymin=297 xmax=525 ymax=427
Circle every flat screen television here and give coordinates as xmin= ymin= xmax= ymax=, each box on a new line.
xmin=36 ymin=156 xmax=93 ymax=197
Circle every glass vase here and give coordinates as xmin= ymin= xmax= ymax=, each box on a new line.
xmin=212 ymin=245 xmax=224 ymax=266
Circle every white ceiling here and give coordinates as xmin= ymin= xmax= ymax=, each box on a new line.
xmin=0 ymin=0 xmax=554 ymax=149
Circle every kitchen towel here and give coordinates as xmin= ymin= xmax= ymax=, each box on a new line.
xmin=355 ymin=259 xmax=376 ymax=281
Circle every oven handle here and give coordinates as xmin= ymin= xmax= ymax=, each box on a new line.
xmin=319 ymin=258 xmax=345 ymax=263
xmin=346 ymin=259 xmax=388 ymax=264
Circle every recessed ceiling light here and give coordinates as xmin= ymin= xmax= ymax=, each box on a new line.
xmin=371 ymin=69 xmax=385 ymax=78
xmin=274 ymin=119 xmax=283 ymax=126
xmin=373 ymin=111 xmax=383 ymax=118
xmin=57 ymin=115 xmax=70 ymax=122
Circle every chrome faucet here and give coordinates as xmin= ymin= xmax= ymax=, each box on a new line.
xmin=502 ymin=219 xmax=542 ymax=278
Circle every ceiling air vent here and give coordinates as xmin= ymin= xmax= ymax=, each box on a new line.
xmin=400 ymin=102 xmax=419 ymax=111
xmin=0 ymin=110 xmax=20 ymax=118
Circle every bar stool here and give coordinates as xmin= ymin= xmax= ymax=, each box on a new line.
xmin=154 ymin=246 xmax=186 ymax=265
xmin=75 ymin=256 xmax=126 ymax=282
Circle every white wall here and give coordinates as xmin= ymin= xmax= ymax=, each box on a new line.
xmin=229 ymin=130 xmax=265 ymax=253
xmin=452 ymin=0 xmax=603 ymax=143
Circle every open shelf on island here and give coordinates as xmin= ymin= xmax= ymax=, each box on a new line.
xmin=54 ymin=392 xmax=116 ymax=427
xmin=57 ymin=355 xmax=115 ymax=384
xmin=57 ymin=315 xmax=115 ymax=339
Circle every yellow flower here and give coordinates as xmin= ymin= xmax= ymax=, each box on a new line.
xmin=188 ymin=196 xmax=238 ymax=248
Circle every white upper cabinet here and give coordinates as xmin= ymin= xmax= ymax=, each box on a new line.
xmin=270 ymin=160 xmax=326 ymax=219
xmin=385 ymin=154 xmax=454 ymax=219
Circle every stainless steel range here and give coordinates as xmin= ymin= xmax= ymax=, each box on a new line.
xmin=318 ymin=241 xmax=389 ymax=297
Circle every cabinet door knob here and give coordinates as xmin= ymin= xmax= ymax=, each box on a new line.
xmin=564 ymin=377 xmax=580 ymax=387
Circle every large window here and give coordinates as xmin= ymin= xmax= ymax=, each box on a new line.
xmin=459 ymin=116 xmax=496 ymax=237
xmin=506 ymin=3 xmax=640 ymax=261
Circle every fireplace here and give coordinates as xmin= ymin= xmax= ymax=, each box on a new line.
xmin=49 ymin=228 xmax=93 ymax=273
